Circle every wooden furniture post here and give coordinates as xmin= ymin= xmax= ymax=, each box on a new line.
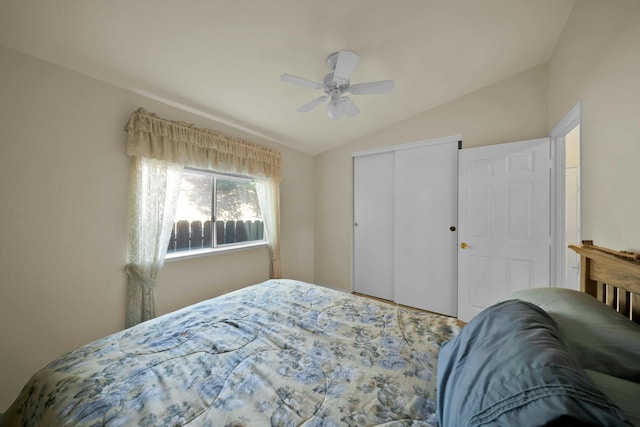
xmin=570 ymin=240 xmax=640 ymax=323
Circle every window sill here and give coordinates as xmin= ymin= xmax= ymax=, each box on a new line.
xmin=165 ymin=241 xmax=268 ymax=262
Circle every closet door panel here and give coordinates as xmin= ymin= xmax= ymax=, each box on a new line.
xmin=394 ymin=142 xmax=458 ymax=316
xmin=353 ymin=152 xmax=394 ymax=300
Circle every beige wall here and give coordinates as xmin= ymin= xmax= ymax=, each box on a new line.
xmin=0 ymin=45 xmax=314 ymax=409
xmin=313 ymin=0 xmax=640 ymax=292
xmin=313 ymin=65 xmax=549 ymax=290
xmin=547 ymin=0 xmax=640 ymax=251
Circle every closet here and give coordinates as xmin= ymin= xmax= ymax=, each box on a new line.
xmin=353 ymin=136 xmax=459 ymax=316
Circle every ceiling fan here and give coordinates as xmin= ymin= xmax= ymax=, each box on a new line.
xmin=281 ymin=50 xmax=394 ymax=119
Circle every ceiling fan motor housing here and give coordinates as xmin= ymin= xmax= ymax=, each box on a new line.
xmin=323 ymin=73 xmax=348 ymax=97
xmin=325 ymin=52 xmax=340 ymax=70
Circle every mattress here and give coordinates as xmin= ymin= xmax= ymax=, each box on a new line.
xmin=3 ymin=279 xmax=460 ymax=426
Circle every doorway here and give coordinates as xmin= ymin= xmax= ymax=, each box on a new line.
xmin=550 ymin=101 xmax=582 ymax=289
xmin=564 ymin=125 xmax=581 ymax=289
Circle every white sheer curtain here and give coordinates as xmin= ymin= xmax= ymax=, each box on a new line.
xmin=125 ymin=157 xmax=183 ymax=328
xmin=256 ymin=178 xmax=281 ymax=278
xmin=125 ymin=108 xmax=281 ymax=327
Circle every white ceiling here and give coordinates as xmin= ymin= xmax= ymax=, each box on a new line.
xmin=0 ymin=0 xmax=574 ymax=155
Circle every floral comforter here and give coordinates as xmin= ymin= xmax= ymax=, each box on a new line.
xmin=4 ymin=279 xmax=460 ymax=426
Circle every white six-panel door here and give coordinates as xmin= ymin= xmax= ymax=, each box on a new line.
xmin=457 ymin=138 xmax=551 ymax=322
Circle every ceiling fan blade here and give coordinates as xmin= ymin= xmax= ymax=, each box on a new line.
xmin=281 ymin=74 xmax=324 ymax=90
xmin=297 ymin=96 xmax=328 ymax=112
xmin=332 ymin=51 xmax=359 ymax=85
xmin=350 ymin=80 xmax=395 ymax=95
xmin=341 ymin=97 xmax=360 ymax=116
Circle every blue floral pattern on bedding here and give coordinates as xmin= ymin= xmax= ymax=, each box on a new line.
xmin=4 ymin=279 xmax=460 ymax=426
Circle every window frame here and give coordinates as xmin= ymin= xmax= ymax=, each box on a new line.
xmin=165 ymin=167 xmax=267 ymax=261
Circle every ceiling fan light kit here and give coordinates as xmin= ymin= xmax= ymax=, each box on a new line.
xmin=281 ymin=50 xmax=394 ymax=120
xmin=327 ymin=96 xmax=344 ymax=119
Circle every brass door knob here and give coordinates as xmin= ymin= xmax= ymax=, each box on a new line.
xmin=460 ymin=242 xmax=469 ymax=249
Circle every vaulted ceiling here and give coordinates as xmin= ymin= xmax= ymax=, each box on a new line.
xmin=0 ymin=0 xmax=575 ymax=154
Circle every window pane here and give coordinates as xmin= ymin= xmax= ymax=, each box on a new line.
xmin=215 ymin=178 xmax=263 ymax=245
xmin=168 ymin=170 xmax=264 ymax=254
xmin=169 ymin=171 xmax=213 ymax=252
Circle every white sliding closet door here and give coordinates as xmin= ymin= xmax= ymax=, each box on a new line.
xmin=353 ymin=136 xmax=459 ymax=316
xmin=353 ymin=152 xmax=395 ymax=300
xmin=394 ymin=142 xmax=458 ymax=315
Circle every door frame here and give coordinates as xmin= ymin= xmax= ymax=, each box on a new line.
xmin=549 ymin=101 xmax=582 ymax=288
xmin=352 ymin=134 xmax=462 ymax=158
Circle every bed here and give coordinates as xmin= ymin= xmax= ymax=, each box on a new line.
xmin=2 ymin=279 xmax=460 ymax=426
xmin=3 ymin=242 xmax=640 ymax=426
xmin=437 ymin=241 xmax=640 ymax=426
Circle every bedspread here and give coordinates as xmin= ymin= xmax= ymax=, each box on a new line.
xmin=3 ymin=279 xmax=460 ymax=426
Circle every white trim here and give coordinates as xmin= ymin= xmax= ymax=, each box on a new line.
xmin=352 ymin=134 xmax=462 ymax=158
xmin=165 ymin=241 xmax=268 ymax=262
xmin=185 ymin=166 xmax=254 ymax=182
xmin=549 ymin=101 xmax=581 ymax=287
xmin=550 ymin=101 xmax=581 ymax=137
xmin=549 ymin=135 xmax=565 ymax=287
xmin=460 ymin=137 xmax=550 ymax=153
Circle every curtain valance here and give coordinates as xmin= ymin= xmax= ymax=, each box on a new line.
xmin=125 ymin=108 xmax=281 ymax=181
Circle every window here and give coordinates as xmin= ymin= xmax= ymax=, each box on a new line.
xmin=167 ymin=168 xmax=264 ymax=255
xmin=125 ymin=108 xmax=281 ymax=326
